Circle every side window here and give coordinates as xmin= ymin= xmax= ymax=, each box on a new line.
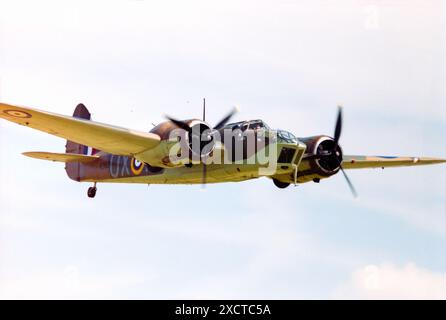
xmin=249 ymin=121 xmax=263 ymax=130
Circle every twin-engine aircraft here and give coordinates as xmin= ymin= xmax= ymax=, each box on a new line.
xmin=0 ymin=101 xmax=445 ymax=198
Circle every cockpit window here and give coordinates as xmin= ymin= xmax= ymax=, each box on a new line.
xmin=277 ymin=130 xmax=298 ymax=144
xmin=249 ymin=121 xmax=263 ymax=130
xmin=223 ymin=120 xmax=270 ymax=131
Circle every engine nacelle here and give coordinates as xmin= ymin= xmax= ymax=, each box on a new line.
xmin=184 ymin=120 xmax=216 ymax=159
xmin=297 ymin=135 xmax=343 ymax=183
xmin=136 ymin=119 xmax=216 ymax=168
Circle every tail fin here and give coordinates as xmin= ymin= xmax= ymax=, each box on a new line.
xmin=65 ymin=103 xmax=92 ymax=181
xmin=65 ymin=103 xmax=91 ymax=155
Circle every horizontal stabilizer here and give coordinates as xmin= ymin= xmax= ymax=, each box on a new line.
xmin=22 ymin=151 xmax=99 ymax=163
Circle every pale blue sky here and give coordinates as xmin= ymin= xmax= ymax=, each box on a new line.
xmin=0 ymin=0 xmax=445 ymax=299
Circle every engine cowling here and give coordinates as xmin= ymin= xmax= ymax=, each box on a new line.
xmin=186 ymin=120 xmax=216 ymax=159
xmin=145 ymin=119 xmax=216 ymax=167
xmin=298 ymin=135 xmax=343 ymax=181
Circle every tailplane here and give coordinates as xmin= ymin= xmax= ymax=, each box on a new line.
xmin=23 ymin=151 xmax=98 ymax=163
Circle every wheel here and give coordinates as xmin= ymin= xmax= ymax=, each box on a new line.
xmin=273 ymin=178 xmax=290 ymax=189
xmin=87 ymin=187 xmax=97 ymax=198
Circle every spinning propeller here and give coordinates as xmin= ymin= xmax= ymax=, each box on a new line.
xmin=166 ymin=99 xmax=238 ymax=187
xmin=166 ymin=99 xmax=238 ymax=132
xmin=313 ymin=106 xmax=358 ymax=197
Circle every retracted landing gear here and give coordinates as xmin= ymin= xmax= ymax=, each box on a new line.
xmin=87 ymin=182 xmax=97 ymax=198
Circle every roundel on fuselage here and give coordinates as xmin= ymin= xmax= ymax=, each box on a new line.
xmin=130 ymin=158 xmax=145 ymax=175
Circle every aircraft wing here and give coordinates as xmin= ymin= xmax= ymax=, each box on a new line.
xmin=342 ymin=155 xmax=446 ymax=169
xmin=0 ymin=103 xmax=161 ymax=156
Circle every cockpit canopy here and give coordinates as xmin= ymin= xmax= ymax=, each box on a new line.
xmin=277 ymin=130 xmax=298 ymax=144
xmin=222 ymin=119 xmax=270 ymax=131
xmin=222 ymin=120 xmax=298 ymax=144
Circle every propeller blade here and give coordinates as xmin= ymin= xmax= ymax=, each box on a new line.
xmin=333 ymin=105 xmax=343 ymax=146
xmin=340 ymin=165 xmax=358 ymax=198
xmin=165 ymin=116 xmax=191 ymax=132
xmin=213 ymin=107 xmax=238 ymax=130
xmin=201 ymin=163 xmax=207 ymax=188
xmin=202 ymin=98 xmax=206 ymax=122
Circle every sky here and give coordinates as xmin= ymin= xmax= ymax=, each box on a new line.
xmin=0 ymin=0 xmax=445 ymax=299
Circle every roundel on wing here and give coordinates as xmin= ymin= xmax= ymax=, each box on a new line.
xmin=3 ymin=109 xmax=32 ymax=118
xmin=130 ymin=158 xmax=145 ymax=175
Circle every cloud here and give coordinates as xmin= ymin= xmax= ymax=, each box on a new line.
xmin=336 ymin=263 xmax=446 ymax=299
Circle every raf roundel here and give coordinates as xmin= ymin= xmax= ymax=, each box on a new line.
xmin=130 ymin=158 xmax=145 ymax=175
xmin=3 ymin=109 xmax=32 ymax=118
